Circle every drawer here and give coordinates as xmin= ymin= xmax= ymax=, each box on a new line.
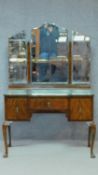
xmin=28 ymin=97 xmax=68 ymax=112
xmin=5 ymin=96 xmax=30 ymax=121
xmin=69 ymin=96 xmax=93 ymax=121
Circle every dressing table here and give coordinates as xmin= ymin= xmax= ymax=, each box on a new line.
xmin=2 ymin=24 xmax=96 ymax=158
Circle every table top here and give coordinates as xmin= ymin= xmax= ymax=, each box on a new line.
xmin=4 ymin=88 xmax=94 ymax=96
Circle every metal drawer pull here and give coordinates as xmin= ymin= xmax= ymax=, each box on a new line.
xmin=16 ymin=106 xmax=19 ymax=113
xmin=47 ymin=102 xmax=51 ymax=107
xmin=79 ymin=107 xmax=82 ymax=113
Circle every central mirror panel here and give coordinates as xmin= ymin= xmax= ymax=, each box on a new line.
xmin=31 ymin=23 xmax=69 ymax=83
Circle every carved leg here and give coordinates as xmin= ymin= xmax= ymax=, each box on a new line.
xmin=8 ymin=125 xmax=11 ymax=147
xmin=88 ymin=125 xmax=92 ymax=147
xmin=2 ymin=123 xmax=8 ymax=158
xmin=88 ymin=123 xmax=96 ymax=158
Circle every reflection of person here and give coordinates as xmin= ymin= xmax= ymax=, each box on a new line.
xmin=73 ymin=41 xmax=90 ymax=82
xmin=40 ymin=23 xmax=59 ymax=58
xmin=73 ymin=56 xmax=90 ymax=81
xmin=38 ymin=23 xmax=59 ymax=81
xmin=80 ymin=56 xmax=90 ymax=81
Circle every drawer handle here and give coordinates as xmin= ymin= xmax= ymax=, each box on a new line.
xmin=16 ymin=106 xmax=19 ymax=113
xmin=79 ymin=107 xmax=82 ymax=113
xmin=47 ymin=102 xmax=51 ymax=107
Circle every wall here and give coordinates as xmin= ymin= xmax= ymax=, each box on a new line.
xmin=0 ymin=0 xmax=98 ymax=140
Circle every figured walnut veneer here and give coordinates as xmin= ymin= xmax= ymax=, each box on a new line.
xmin=3 ymin=93 xmax=96 ymax=158
xmin=5 ymin=95 xmax=93 ymax=121
xmin=69 ymin=96 xmax=93 ymax=121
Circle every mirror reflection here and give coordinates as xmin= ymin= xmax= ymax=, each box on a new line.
xmin=8 ymin=26 xmax=91 ymax=86
xmin=31 ymin=23 xmax=69 ymax=83
xmin=72 ymin=31 xmax=91 ymax=84
xmin=8 ymin=31 xmax=27 ymax=84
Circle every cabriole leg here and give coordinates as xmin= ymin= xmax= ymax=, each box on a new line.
xmin=8 ymin=124 xmax=11 ymax=147
xmin=88 ymin=123 xmax=96 ymax=158
xmin=2 ymin=123 xmax=8 ymax=158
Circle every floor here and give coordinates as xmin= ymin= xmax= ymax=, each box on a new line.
xmin=0 ymin=140 xmax=98 ymax=175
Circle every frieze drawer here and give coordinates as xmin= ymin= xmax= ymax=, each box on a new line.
xmin=28 ymin=97 xmax=68 ymax=112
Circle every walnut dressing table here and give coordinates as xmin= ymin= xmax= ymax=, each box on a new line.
xmin=3 ymin=25 xmax=96 ymax=158
xmin=2 ymin=88 xmax=96 ymax=158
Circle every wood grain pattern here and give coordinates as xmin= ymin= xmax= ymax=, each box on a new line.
xmin=5 ymin=97 xmax=30 ymax=121
xmin=69 ymin=96 xmax=93 ymax=121
xmin=29 ymin=97 xmax=68 ymax=112
xmin=5 ymin=95 xmax=93 ymax=121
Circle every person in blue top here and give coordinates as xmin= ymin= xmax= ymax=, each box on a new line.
xmin=38 ymin=23 xmax=59 ymax=81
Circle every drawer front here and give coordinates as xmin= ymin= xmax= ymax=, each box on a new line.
xmin=69 ymin=96 xmax=93 ymax=121
xmin=5 ymin=97 xmax=30 ymax=121
xmin=29 ymin=97 xmax=68 ymax=112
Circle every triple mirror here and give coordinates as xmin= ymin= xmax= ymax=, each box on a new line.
xmin=8 ymin=24 xmax=91 ymax=86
